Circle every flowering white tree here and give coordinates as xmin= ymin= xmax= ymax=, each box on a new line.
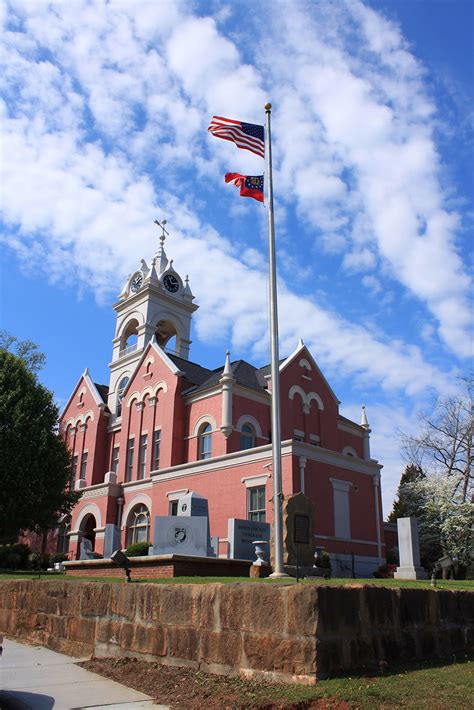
xmin=398 ymin=476 xmax=472 ymax=570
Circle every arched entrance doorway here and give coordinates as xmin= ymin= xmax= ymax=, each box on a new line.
xmin=79 ymin=513 xmax=97 ymax=557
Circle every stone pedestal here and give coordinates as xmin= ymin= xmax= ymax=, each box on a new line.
xmin=394 ymin=517 xmax=428 ymax=580
xmin=278 ymin=492 xmax=314 ymax=567
xmin=103 ymin=524 xmax=121 ymax=559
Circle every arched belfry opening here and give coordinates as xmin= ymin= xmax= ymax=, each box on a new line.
xmin=155 ymin=319 xmax=178 ymax=354
xmin=120 ymin=318 xmax=139 ymax=355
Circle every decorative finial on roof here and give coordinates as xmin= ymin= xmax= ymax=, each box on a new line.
xmin=298 ymin=338 xmax=305 ymax=348
xmin=221 ymin=350 xmax=234 ymax=380
xmin=183 ymin=274 xmax=194 ymax=300
xmin=361 ymin=405 xmax=370 ymax=429
xmin=154 ymin=219 xmax=169 ymax=275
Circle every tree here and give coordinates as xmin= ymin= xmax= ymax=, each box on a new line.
xmin=394 ymin=476 xmax=472 ymax=570
xmin=388 ymin=464 xmax=425 ymax=523
xmin=400 ymin=377 xmax=473 ymax=502
xmin=0 ymin=350 xmax=80 ymax=539
xmin=0 ymin=330 xmax=46 ymax=375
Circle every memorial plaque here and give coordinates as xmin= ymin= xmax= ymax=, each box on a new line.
xmin=152 ymin=516 xmax=209 ymax=557
xmin=228 ymin=518 xmax=271 ymax=561
xmin=80 ymin=538 xmax=95 ymax=560
xmin=103 ymin=523 xmax=121 ymax=559
xmin=294 ymin=514 xmax=310 ymax=545
xmin=178 ymin=491 xmax=209 ymax=517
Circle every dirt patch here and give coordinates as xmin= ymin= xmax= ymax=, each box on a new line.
xmin=81 ymin=657 xmax=352 ymax=709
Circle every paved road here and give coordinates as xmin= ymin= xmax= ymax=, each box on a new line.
xmin=0 ymin=638 xmax=169 ymax=709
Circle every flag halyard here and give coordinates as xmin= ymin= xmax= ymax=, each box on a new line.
xmin=208 ymin=116 xmax=265 ymax=158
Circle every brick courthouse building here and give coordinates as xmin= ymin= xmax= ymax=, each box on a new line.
xmin=58 ymin=234 xmax=386 ymax=577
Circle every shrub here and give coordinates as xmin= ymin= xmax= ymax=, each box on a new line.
xmin=51 ymin=552 xmax=69 ymax=564
xmin=373 ymin=563 xmax=397 ymax=579
xmin=29 ymin=552 xmax=51 ymax=570
xmin=0 ymin=543 xmax=31 ymax=569
xmin=315 ymin=549 xmax=331 ymax=569
xmin=125 ymin=541 xmax=151 ymax=557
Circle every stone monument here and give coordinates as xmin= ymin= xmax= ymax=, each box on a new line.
xmin=80 ymin=537 xmax=97 ymax=560
xmin=177 ymin=491 xmax=214 ymax=556
xmin=280 ymin=492 xmax=315 ymax=567
xmin=103 ymin=523 xmax=121 ymax=559
xmin=394 ymin=517 xmax=428 ymax=580
xmin=152 ymin=516 xmax=209 ymax=557
xmin=227 ymin=519 xmax=271 ymax=561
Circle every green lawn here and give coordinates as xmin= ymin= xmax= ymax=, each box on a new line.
xmin=0 ymin=570 xmax=472 ymax=591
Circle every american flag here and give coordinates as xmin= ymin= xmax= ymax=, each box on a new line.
xmin=208 ymin=116 xmax=265 ymax=158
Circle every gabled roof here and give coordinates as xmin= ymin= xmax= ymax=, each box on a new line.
xmin=120 ymin=339 xmax=185 ymax=400
xmin=59 ymin=368 xmax=108 ymax=420
xmin=279 ymin=340 xmax=340 ymax=404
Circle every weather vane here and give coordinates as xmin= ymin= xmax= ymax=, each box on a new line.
xmin=154 ymin=218 xmax=169 ymax=249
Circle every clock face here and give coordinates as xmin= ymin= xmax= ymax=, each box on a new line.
xmin=130 ymin=273 xmax=143 ymax=293
xmin=163 ymin=273 xmax=180 ymax=293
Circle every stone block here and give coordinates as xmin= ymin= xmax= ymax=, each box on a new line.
xmin=200 ymin=629 xmax=242 ymax=667
xmin=219 ymin=584 xmax=286 ymax=633
xmin=67 ymin=616 xmax=97 ymax=644
xmin=168 ymin=625 xmax=200 ymax=659
xmin=96 ymin=619 xmax=123 ymax=645
xmin=243 ymin=633 xmax=316 ymax=676
xmin=109 ymin=584 xmax=138 ymax=620
xmin=80 ymin=583 xmax=111 ymax=617
xmin=362 ymin=587 xmax=396 ymax=627
xmin=286 ymin=585 xmax=318 ymax=636
xmin=131 ymin=624 xmax=167 ymax=656
xmin=153 ymin=516 xmax=210 ymax=557
xmin=399 ymin=588 xmax=430 ymax=626
xmin=316 ymin=587 xmax=361 ymax=635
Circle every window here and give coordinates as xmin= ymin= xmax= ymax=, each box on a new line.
xmin=111 ymin=446 xmax=120 ymax=473
xmin=247 ymin=485 xmax=266 ymax=522
xmin=72 ymin=455 xmax=78 ymax=482
xmin=126 ymin=504 xmax=150 ymax=546
xmin=240 ymin=423 xmax=255 ymax=450
xmin=116 ymin=376 xmax=129 ymax=417
xmin=126 ymin=437 xmax=135 ymax=481
xmin=153 ymin=430 xmax=161 ymax=470
xmin=80 ymin=452 xmax=88 ymax=479
xmin=169 ymin=500 xmax=178 ymax=516
xmin=138 ymin=434 xmax=147 ymax=479
xmin=198 ymin=423 xmax=212 ymax=460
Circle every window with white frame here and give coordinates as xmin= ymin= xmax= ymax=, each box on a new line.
xmin=240 ymin=423 xmax=256 ymax=450
xmin=153 ymin=429 xmax=161 ymax=470
xmin=72 ymin=454 xmax=78 ymax=482
xmin=80 ymin=452 xmax=88 ymax=479
xmin=126 ymin=504 xmax=150 ymax=545
xmin=138 ymin=434 xmax=147 ymax=479
xmin=111 ymin=446 xmax=120 ymax=473
xmin=247 ymin=486 xmax=266 ymax=522
xmin=116 ymin=376 xmax=129 ymax=417
xmin=198 ymin=422 xmax=212 ymax=460
xmin=125 ymin=437 xmax=135 ymax=481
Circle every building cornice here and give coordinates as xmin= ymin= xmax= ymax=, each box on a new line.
xmin=337 ymin=418 xmax=364 ymax=437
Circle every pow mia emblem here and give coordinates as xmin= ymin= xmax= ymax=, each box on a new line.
xmin=167 ymin=524 xmax=192 ymax=548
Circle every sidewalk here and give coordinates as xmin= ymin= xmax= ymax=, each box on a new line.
xmin=0 ymin=638 xmax=169 ymax=709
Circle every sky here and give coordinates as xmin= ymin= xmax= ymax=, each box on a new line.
xmin=1 ymin=0 xmax=472 ymax=517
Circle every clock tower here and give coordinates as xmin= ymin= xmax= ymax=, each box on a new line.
xmin=107 ymin=221 xmax=198 ymax=418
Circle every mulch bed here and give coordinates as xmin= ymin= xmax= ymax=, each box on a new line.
xmin=81 ymin=657 xmax=351 ymax=709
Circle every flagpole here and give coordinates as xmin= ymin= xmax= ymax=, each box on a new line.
xmin=265 ymin=103 xmax=288 ymax=578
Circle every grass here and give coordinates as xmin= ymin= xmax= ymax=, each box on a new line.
xmin=0 ymin=570 xmax=472 ymax=590
xmin=83 ymin=654 xmax=474 ymax=709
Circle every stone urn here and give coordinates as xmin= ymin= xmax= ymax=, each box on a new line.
xmin=252 ymin=540 xmax=269 ymax=566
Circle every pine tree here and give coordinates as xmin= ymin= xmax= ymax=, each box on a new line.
xmin=387 ymin=464 xmax=425 ymax=522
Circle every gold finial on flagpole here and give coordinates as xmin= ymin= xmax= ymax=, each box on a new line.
xmin=265 ymin=102 xmax=272 ymax=111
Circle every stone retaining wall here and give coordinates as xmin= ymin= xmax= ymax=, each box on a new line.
xmin=0 ymin=580 xmax=472 ymax=683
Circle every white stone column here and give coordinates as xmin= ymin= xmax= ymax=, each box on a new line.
xmin=372 ymin=473 xmax=383 ymax=564
xmin=220 ymin=351 xmax=234 ymax=439
xmin=299 ymin=456 xmax=307 ymax=494
xmin=394 ymin=517 xmax=428 ymax=579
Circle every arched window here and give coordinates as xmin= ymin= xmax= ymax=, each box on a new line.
xmin=240 ymin=423 xmax=255 ymax=450
xmin=126 ymin=504 xmax=150 ymax=546
xmin=116 ymin=376 xmax=129 ymax=417
xmin=198 ymin=423 xmax=212 ymax=460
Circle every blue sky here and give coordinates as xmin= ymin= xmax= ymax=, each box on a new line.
xmin=1 ymin=0 xmax=472 ymax=515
